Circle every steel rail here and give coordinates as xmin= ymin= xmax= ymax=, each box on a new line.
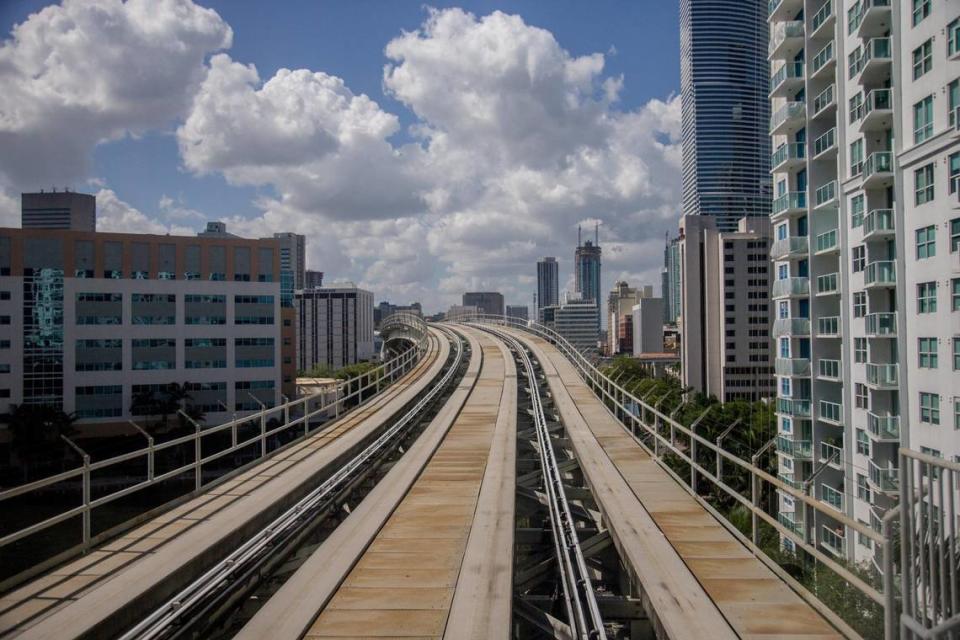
xmin=118 ymin=327 xmax=466 ymax=640
xmin=485 ymin=326 xmax=605 ymax=640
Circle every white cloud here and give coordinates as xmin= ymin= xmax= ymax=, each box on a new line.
xmin=174 ymin=8 xmax=682 ymax=312
xmin=0 ymin=0 xmax=231 ymax=187
xmin=95 ymin=188 xmax=194 ymax=236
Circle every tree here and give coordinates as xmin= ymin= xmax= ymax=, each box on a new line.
xmin=4 ymin=404 xmax=78 ymax=476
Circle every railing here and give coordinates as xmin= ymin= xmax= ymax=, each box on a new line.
xmin=864 ymin=208 xmax=895 ymax=237
xmin=770 ymin=236 xmax=808 ymax=260
xmin=776 ymin=357 xmax=811 ymax=376
xmin=770 ymin=102 xmax=806 ymax=133
xmin=813 ymin=84 xmax=835 ymax=115
xmin=865 ymin=312 xmax=897 ymax=336
xmin=863 ymin=88 xmax=892 ymax=116
xmin=773 ymin=317 xmax=811 ymax=337
xmin=769 ymin=21 xmax=804 ymax=56
xmin=811 ymin=0 xmax=833 ymax=31
xmin=771 ymin=142 xmax=805 ymax=168
xmin=822 ymin=524 xmax=847 ymax=556
xmin=0 ymin=312 xmax=432 ymax=582
xmin=458 ymin=311 xmax=911 ymax=639
xmin=818 ymin=315 xmax=841 ymax=336
xmin=898 ymin=450 xmax=960 ymax=639
xmin=868 ymin=412 xmax=900 ymax=440
xmin=820 ymin=440 xmax=843 ymax=465
xmin=777 ymin=397 xmax=813 ymax=418
xmin=777 ymin=435 xmax=813 ymax=459
xmin=770 ymin=61 xmax=805 ymax=93
xmin=864 ymin=151 xmax=894 ymax=180
xmin=772 ymin=276 xmax=810 ymax=298
xmin=869 ymin=458 xmax=899 ymax=492
xmin=812 ymin=41 xmax=835 ymax=74
xmin=772 ymin=191 xmax=807 ymax=216
xmin=867 ymin=362 xmax=899 ymax=388
xmin=821 ymin=483 xmax=845 ymax=511
xmin=815 ymin=181 xmax=837 ymax=207
xmin=862 ymin=37 xmax=892 ymax=68
xmin=814 ymin=128 xmax=837 ymax=156
xmin=865 ymin=260 xmax=897 ymax=286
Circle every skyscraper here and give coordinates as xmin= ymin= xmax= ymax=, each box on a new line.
xmin=680 ymin=0 xmax=771 ymax=230
xmin=21 ymin=190 xmax=95 ymax=231
xmin=271 ymin=232 xmax=306 ymax=290
xmin=536 ymin=257 xmax=559 ymax=317
xmin=574 ymin=225 xmax=602 ymax=329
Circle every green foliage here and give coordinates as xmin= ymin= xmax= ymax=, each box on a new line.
xmin=5 ymin=404 xmax=77 ymax=456
xmin=300 ymin=361 xmax=379 ymax=380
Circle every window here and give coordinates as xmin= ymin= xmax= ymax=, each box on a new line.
xmin=919 ymin=337 xmax=938 ymax=368
xmin=854 ymin=337 xmax=867 ymax=363
xmin=950 ymin=18 xmax=960 ymax=56
xmin=920 ymin=392 xmax=940 ymax=425
xmin=912 ymin=39 xmax=932 ymax=79
xmin=850 ymin=139 xmax=864 ymax=176
xmin=916 ymin=225 xmax=936 ymax=259
xmin=853 ymin=291 xmax=867 ymax=318
xmin=954 ymin=279 xmax=960 ymax=311
xmin=918 ymin=281 xmax=938 ymax=313
xmin=779 ymin=337 xmax=790 ymax=358
xmin=915 ymin=164 xmax=935 ymax=205
xmin=849 ymin=91 xmax=863 ymax=122
xmin=950 ymin=81 xmax=960 ymax=130
xmin=954 ymin=337 xmax=960 ymax=371
xmin=914 ymin=97 xmax=934 ymax=144
xmin=855 ymin=383 xmax=868 ymax=409
xmin=780 ymin=377 xmax=791 ymax=397
xmin=912 ymin=0 xmax=930 ymax=26
xmin=951 ymin=152 xmax=960 ymax=195
xmin=857 ymin=474 xmax=871 ymax=502
xmin=856 ymin=429 xmax=870 ymax=456
xmin=852 ymin=246 xmax=865 ymax=272
xmin=955 ymin=398 xmax=960 ymax=430
xmin=850 ymin=194 xmax=864 ymax=228
xmin=951 ymin=217 xmax=960 ymax=252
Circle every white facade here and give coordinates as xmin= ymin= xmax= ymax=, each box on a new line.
xmin=296 ymin=284 xmax=374 ymax=371
xmin=632 ymin=298 xmax=665 ymax=355
xmin=541 ymin=300 xmax=600 ymax=352
xmin=768 ymin=0 xmax=960 ymax=565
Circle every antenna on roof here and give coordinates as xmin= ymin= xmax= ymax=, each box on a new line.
xmin=595 ymin=221 xmax=599 ymax=245
xmin=578 ymin=225 xmax=582 ymax=247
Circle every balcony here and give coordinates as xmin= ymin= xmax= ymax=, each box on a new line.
xmin=770 ymin=101 xmax=806 ymax=136
xmin=776 ymin=357 xmax=811 ymax=376
xmin=772 ymin=276 xmax=810 ymax=299
xmin=813 ymin=128 xmax=837 ymax=158
xmin=821 ymin=441 xmax=844 ymax=468
xmin=778 ymin=472 xmax=803 ymax=491
xmin=817 ymin=358 xmax=841 ymax=380
xmin=864 ymin=260 xmax=896 ymax=288
xmin=868 ymin=459 xmax=899 ymax=493
xmin=815 ymin=181 xmax=837 ymax=208
xmin=811 ymin=0 xmax=835 ymax=37
xmin=863 ymin=151 xmax=893 ymax=188
xmin=821 ymin=483 xmax=844 ymax=511
xmin=856 ymin=0 xmax=891 ymax=39
xmin=812 ymin=85 xmax=836 ymax=119
xmin=819 ymin=400 xmax=843 ymax=425
xmin=816 ymin=272 xmax=840 ymax=296
xmin=811 ymin=41 xmax=835 ymax=79
xmin=817 ymin=315 xmax=840 ymax=337
xmin=777 ymin=397 xmax=812 ymax=418
xmin=769 ymin=0 xmax=804 ymax=22
xmin=859 ymin=89 xmax=892 ymax=133
xmin=863 ymin=208 xmax=894 ymax=239
xmin=769 ymin=61 xmax=805 ymax=97
xmin=769 ymin=21 xmax=805 ymax=60
xmin=771 ymin=142 xmax=806 ymax=172
xmin=858 ymin=37 xmax=891 ymax=85
xmin=773 ymin=317 xmax=811 ymax=338
xmin=866 ymin=362 xmax=898 ymax=389
xmin=771 ymin=192 xmax=807 ymax=220
xmin=777 ymin=434 xmax=813 ymax=459
xmin=867 ymin=412 xmax=900 ymax=441
xmin=770 ymin=236 xmax=808 ymax=260
xmin=815 ymin=229 xmax=839 ymax=255
xmin=821 ymin=525 xmax=847 ymax=557
xmin=864 ymin=312 xmax=896 ymax=337
xmin=778 ymin=512 xmax=804 ymax=535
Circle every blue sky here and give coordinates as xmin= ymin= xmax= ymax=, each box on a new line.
xmin=0 ymin=1 xmax=683 ymax=310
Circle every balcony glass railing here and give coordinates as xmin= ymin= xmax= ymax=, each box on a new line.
xmin=863 ymin=88 xmax=892 ymax=115
xmin=819 ymin=400 xmax=843 ymax=424
xmin=821 ymin=483 xmax=844 ymax=511
xmin=814 ymin=85 xmax=835 ymax=115
xmin=867 ymin=412 xmax=900 ymax=440
xmin=779 ymin=472 xmax=803 ymax=491
xmin=772 ymin=191 xmax=806 ymax=216
xmin=817 ymin=315 xmax=840 ymax=336
xmin=814 ymin=128 xmax=837 ymax=155
xmin=864 ymin=260 xmax=896 ymax=286
xmin=772 ymin=276 xmax=810 ymax=298
xmin=812 ymin=41 xmax=835 ymax=73
xmin=816 ymin=229 xmax=838 ymax=252
xmin=770 ymin=102 xmax=806 ymax=132
xmin=864 ymin=312 xmax=896 ymax=336
xmin=770 ymin=236 xmax=808 ymax=259
xmin=822 ymin=525 xmax=846 ymax=556
xmin=777 ymin=397 xmax=812 ymax=418
xmin=812 ymin=0 xmax=834 ymax=31
xmin=863 ymin=151 xmax=893 ymax=179
xmin=816 ymin=272 xmax=839 ymax=294
xmin=770 ymin=21 xmax=805 ymax=55
xmin=862 ymin=37 xmax=891 ymax=66
xmin=770 ymin=61 xmax=805 ymax=92
xmin=778 ymin=512 xmax=803 ymax=534
xmin=771 ymin=142 xmax=805 ymax=168
xmin=866 ymin=362 xmax=898 ymax=388
xmin=815 ymin=181 xmax=837 ymax=206
xmin=821 ymin=441 xmax=843 ymax=464
xmin=768 ymin=0 xmax=783 ymax=17
xmin=773 ymin=317 xmax=811 ymax=337
xmin=863 ymin=208 xmax=894 ymax=236
xmin=777 ymin=434 xmax=813 ymax=458
xmin=776 ymin=357 xmax=811 ymax=376
xmin=818 ymin=358 xmax=841 ymax=379
xmin=869 ymin=459 xmax=899 ymax=492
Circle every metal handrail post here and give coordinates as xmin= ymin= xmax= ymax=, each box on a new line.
xmin=178 ymin=410 xmax=203 ymax=491
xmin=246 ymin=393 xmax=268 ymax=458
xmin=715 ymin=418 xmax=742 ymax=482
xmin=882 ymin=505 xmax=901 ymax=640
xmin=62 ymin=435 xmax=91 ymax=548
xmin=129 ymin=421 xmax=154 ymax=481
xmin=750 ymin=438 xmax=776 ymax=549
xmin=282 ymin=395 xmax=290 ymax=434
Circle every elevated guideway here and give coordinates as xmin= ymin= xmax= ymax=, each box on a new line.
xmin=0 ymin=324 xmax=453 ymax=640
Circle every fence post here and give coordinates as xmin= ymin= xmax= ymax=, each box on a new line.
xmin=61 ymin=436 xmax=91 ymax=549
xmin=882 ymin=505 xmax=900 ymax=640
xmin=129 ymin=420 xmax=154 ymax=481
xmin=178 ymin=410 xmax=203 ymax=491
xmin=245 ymin=393 xmax=268 ymax=458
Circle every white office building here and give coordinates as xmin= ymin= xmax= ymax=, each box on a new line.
xmin=296 ymin=284 xmax=374 ymax=371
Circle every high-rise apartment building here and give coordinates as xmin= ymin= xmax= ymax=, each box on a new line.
xmin=305 ymin=270 xmax=324 ymax=289
xmin=574 ymin=226 xmax=601 ymax=331
xmin=296 ymin=284 xmax=374 ymax=371
xmin=536 ymin=257 xmax=559 ymax=316
xmin=270 ymin=233 xmax=306 ymax=290
xmin=680 ymin=0 xmax=772 ymax=230
xmin=663 ymin=234 xmax=682 ymax=324
xmin=506 ymin=305 xmax=529 ymax=321
xmin=768 ymin=0 xmax=960 ymax=564
xmin=21 ymin=191 xmax=96 ymax=231
xmin=0 ymin=226 xmax=295 ymax=428
xmin=540 ymin=299 xmax=600 ymax=352
xmin=679 ymin=215 xmax=774 ymax=402
xmin=462 ymin=291 xmax=504 ymax=316
xmin=632 ymin=297 xmax=666 ymax=355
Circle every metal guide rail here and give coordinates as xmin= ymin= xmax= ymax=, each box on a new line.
xmin=486 ymin=326 xmax=606 ymax=640
xmin=118 ymin=327 xmax=466 ymax=640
